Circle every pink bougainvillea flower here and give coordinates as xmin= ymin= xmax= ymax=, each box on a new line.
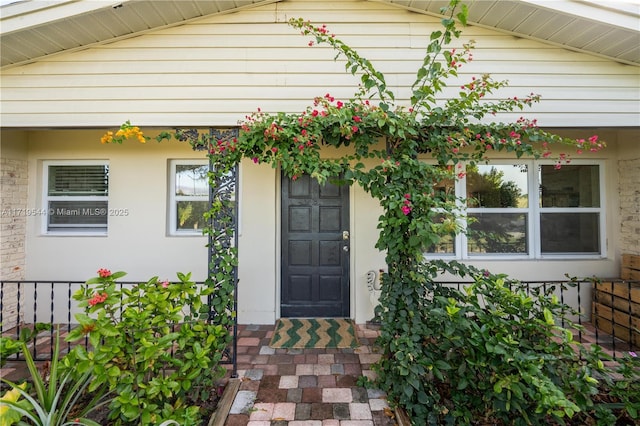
xmin=401 ymin=205 xmax=411 ymax=215
xmin=252 ymin=157 xmax=259 ymax=164
xmin=353 ymin=116 xmax=362 ymax=123
xmin=336 ymin=101 xmax=344 ymax=109
xmin=97 ymin=268 xmax=111 ymax=278
xmin=160 ymin=280 xmax=169 ymax=288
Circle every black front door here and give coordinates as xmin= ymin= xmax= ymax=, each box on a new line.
xmin=281 ymin=173 xmax=350 ymax=317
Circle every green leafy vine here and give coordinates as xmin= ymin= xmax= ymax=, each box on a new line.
xmin=97 ymin=1 xmax=632 ymax=424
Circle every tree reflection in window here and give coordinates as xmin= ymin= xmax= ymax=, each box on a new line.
xmin=466 ymin=165 xmax=528 ymax=254
xmin=175 ymin=164 xmax=209 ymax=231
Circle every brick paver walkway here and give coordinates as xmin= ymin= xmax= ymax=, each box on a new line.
xmin=225 ymin=324 xmax=395 ymax=426
xmin=1 ymin=322 xmax=630 ymax=425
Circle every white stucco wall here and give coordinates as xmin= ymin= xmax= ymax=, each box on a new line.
xmin=20 ymin=131 xmax=281 ymax=324
xmin=8 ymin=126 xmax=634 ymax=324
xmin=236 ymin=160 xmax=278 ymax=324
xmin=17 ymin=130 xmax=385 ymax=324
xmin=24 ymin=130 xmax=210 ymax=281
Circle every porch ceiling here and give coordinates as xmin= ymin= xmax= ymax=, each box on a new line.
xmin=0 ymin=0 xmax=280 ymax=68
xmin=380 ymin=0 xmax=640 ymax=66
xmin=1 ymin=0 xmax=639 ymax=69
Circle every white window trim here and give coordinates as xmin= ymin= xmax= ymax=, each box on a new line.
xmin=168 ymin=159 xmax=209 ymax=236
xmin=424 ymin=159 xmax=606 ymax=260
xmin=41 ymin=160 xmax=109 ymax=236
xmin=535 ymin=159 xmax=606 ymax=260
xmin=462 ymin=162 xmax=534 ymax=260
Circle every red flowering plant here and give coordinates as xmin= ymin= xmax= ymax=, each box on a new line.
xmin=65 ymin=269 xmax=228 ymax=425
xmin=96 ymin=0 xmax=632 ymax=423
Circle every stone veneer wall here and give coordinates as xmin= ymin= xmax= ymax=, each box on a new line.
xmin=619 ymin=157 xmax=640 ymax=256
xmin=0 ymin=155 xmax=28 ymax=329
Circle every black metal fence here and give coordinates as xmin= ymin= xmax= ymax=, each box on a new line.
xmin=438 ymin=279 xmax=639 ymax=358
xmin=0 ymin=280 xmax=237 ymax=370
xmin=2 ymin=278 xmax=638 ymax=364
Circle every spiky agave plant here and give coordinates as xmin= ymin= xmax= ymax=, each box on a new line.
xmin=0 ymin=328 xmax=110 ymax=426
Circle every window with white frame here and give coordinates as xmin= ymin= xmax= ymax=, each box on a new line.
xmin=43 ymin=161 xmax=109 ymax=234
xmin=169 ymin=160 xmax=209 ymax=235
xmin=466 ymin=164 xmax=530 ymax=256
xmin=426 ymin=173 xmax=457 ymax=255
xmin=425 ymin=160 xmax=604 ymax=259
xmin=538 ymin=164 xmax=601 ymax=255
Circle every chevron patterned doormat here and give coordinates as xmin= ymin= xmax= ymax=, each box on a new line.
xmin=269 ymin=318 xmax=359 ymax=349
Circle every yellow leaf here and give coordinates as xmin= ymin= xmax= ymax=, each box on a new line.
xmin=0 ymin=383 xmax=26 ymax=404
xmin=0 ymin=383 xmax=27 ymax=426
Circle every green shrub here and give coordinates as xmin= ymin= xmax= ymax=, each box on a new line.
xmin=66 ymin=269 xmax=230 ymax=425
xmin=374 ymin=260 xmax=640 ymax=425
xmin=0 ymin=323 xmax=50 ymax=367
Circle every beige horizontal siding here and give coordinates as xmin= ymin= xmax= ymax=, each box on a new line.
xmin=3 ymin=85 xmax=639 ymax=102
xmin=4 ymin=54 xmax=628 ymax=74
xmin=2 ymin=73 xmax=634 ymax=89
xmin=3 ymin=57 xmax=632 ymax=76
xmin=1 ymin=0 xmax=638 ymax=128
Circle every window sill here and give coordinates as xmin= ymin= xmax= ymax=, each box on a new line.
xmin=42 ymin=232 xmax=108 ymax=237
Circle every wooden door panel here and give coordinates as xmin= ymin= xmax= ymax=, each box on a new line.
xmin=281 ymin=174 xmax=349 ymax=317
xmin=289 ymin=206 xmax=311 ymax=232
